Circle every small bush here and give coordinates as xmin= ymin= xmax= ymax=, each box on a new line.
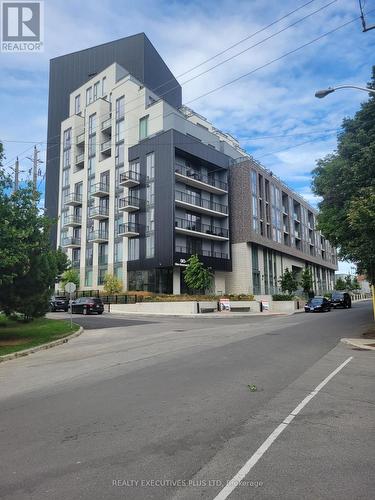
xmin=272 ymin=294 xmax=295 ymax=301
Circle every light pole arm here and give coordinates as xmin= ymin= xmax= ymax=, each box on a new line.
xmin=332 ymin=85 xmax=375 ymax=95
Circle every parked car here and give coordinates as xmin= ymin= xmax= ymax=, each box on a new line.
xmin=304 ymin=296 xmax=331 ymax=313
xmin=331 ymin=291 xmax=352 ymax=309
xmin=71 ymin=297 xmax=104 ymax=315
xmin=50 ymin=295 xmax=69 ymax=312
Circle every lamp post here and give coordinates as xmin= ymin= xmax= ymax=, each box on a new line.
xmin=315 ymin=83 xmax=375 ymax=319
xmin=315 ymin=85 xmax=375 ymax=99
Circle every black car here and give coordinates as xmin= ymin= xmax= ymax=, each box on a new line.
xmin=50 ymin=295 xmax=69 ymax=312
xmin=71 ymin=297 xmax=104 ymax=315
xmin=304 ymin=296 xmax=331 ymax=313
xmin=331 ymin=291 xmax=352 ymax=309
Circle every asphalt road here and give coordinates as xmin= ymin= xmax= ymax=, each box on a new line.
xmin=0 ymin=301 xmax=374 ymax=500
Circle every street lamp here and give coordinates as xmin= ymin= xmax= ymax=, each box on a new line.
xmin=315 ymin=85 xmax=375 ymax=99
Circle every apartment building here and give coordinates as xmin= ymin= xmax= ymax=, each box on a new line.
xmin=227 ymin=158 xmax=337 ymax=296
xmin=52 ymin=34 xmax=337 ymax=296
xmin=56 ymin=48 xmax=247 ymax=294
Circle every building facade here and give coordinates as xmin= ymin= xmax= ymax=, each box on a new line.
xmin=52 ymin=35 xmax=337 ymax=296
xmin=227 ymin=158 xmax=337 ymax=296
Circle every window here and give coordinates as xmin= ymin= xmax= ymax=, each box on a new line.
xmin=114 ymin=266 xmax=123 ymax=281
xmin=98 ymin=268 xmax=106 ymax=286
xmin=139 ymin=116 xmax=149 ymax=140
xmin=88 ymin=157 xmax=95 ymax=176
xmin=102 ymin=77 xmax=107 ymax=96
xmin=116 ymin=96 xmax=125 ymax=120
xmin=63 ymin=149 xmax=70 ymax=168
xmin=75 ymin=95 xmax=81 ymax=114
xmin=146 ymin=234 xmax=154 ymax=258
xmin=86 ymin=246 xmax=93 ymax=267
xmin=86 ymin=87 xmax=93 ymax=105
xmin=251 ymin=245 xmax=261 ymax=294
xmin=88 ymin=114 xmax=96 ymax=135
xmin=85 ymin=270 xmax=92 ymax=287
xmin=146 ymin=152 xmax=155 ymax=180
xmin=88 ymin=136 xmax=96 ymax=157
xmin=128 ymin=238 xmax=139 ymax=261
xmin=98 ymin=243 xmax=108 ymax=266
xmin=63 ymin=128 xmax=71 ymax=149
xmin=93 ymin=81 xmax=100 ymax=101
xmin=115 ymin=143 xmax=124 ymax=166
xmin=63 ymin=168 xmax=70 ymax=187
xmin=114 ymin=241 xmax=123 ymax=263
xmin=115 ymin=120 xmax=125 ymax=143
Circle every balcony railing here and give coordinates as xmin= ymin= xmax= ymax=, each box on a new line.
xmin=119 ymin=170 xmax=141 ymax=187
xmin=62 ymin=236 xmax=81 ymax=247
xmin=87 ymin=230 xmax=108 ymax=242
xmin=71 ymin=259 xmax=80 ymax=268
xmin=89 ymin=206 xmax=109 ymax=219
xmin=98 ymin=255 xmax=108 ymax=266
xmin=64 ymin=193 xmax=82 ymax=205
xmin=175 ymin=218 xmax=228 ymax=238
xmin=76 ymin=153 xmax=84 ymax=165
xmin=118 ymin=196 xmax=141 ymax=211
xmin=101 ymin=117 xmax=112 ymax=132
xmin=90 ymin=182 xmax=109 ymax=196
xmin=63 ymin=215 xmax=82 ymax=227
xmin=175 ymin=165 xmax=228 ymax=192
xmin=76 ymin=132 xmax=85 ymax=144
xmin=175 ymin=246 xmax=228 ymax=259
xmin=117 ymin=222 xmax=141 ymax=237
xmin=101 ymin=139 xmax=111 ymax=153
xmin=175 ymin=191 xmax=228 ymax=215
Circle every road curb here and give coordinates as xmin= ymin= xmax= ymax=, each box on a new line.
xmin=0 ymin=326 xmax=84 ymax=363
xmin=341 ymin=338 xmax=375 ymax=351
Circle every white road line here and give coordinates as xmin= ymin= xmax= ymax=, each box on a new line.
xmin=213 ymin=356 xmax=353 ymax=500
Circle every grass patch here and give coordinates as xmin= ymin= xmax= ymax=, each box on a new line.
xmin=0 ymin=315 xmax=79 ymax=356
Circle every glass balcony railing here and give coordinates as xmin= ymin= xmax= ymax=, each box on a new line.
xmin=117 ymin=222 xmax=141 ymax=236
xmin=62 ymin=237 xmax=81 ymax=247
xmin=175 ymin=246 xmax=228 ymax=259
xmin=64 ymin=193 xmax=82 ymax=205
xmin=87 ymin=230 xmax=108 ymax=242
xmin=89 ymin=206 xmax=109 ymax=218
xmin=118 ymin=196 xmax=141 ymax=211
xmin=175 ymin=218 xmax=228 ymax=238
xmin=63 ymin=215 xmax=82 ymax=226
xmin=119 ymin=170 xmax=141 ymax=186
xmin=175 ymin=191 xmax=228 ymax=214
xmin=175 ymin=165 xmax=228 ymax=191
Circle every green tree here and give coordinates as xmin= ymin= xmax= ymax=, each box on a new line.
xmin=55 ymin=247 xmax=70 ymax=280
xmin=345 ymin=275 xmax=354 ymax=291
xmin=103 ymin=273 xmax=123 ymax=294
xmin=60 ymin=269 xmax=80 ymax=289
xmin=183 ymin=254 xmax=213 ymax=294
xmin=351 ymin=277 xmax=361 ymax=291
xmin=334 ymin=277 xmax=346 ymax=290
xmin=279 ymin=268 xmax=299 ymax=295
xmin=300 ymin=267 xmax=313 ymax=295
xmin=312 ymin=67 xmax=375 ymax=284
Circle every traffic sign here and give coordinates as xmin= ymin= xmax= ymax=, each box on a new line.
xmin=64 ymin=282 xmax=76 ymax=294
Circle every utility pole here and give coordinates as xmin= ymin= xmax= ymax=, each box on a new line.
xmin=14 ymin=157 xmax=19 ymax=192
xmin=27 ymin=146 xmax=43 ymax=192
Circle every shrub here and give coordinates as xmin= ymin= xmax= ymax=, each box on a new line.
xmin=272 ymin=294 xmax=295 ymax=301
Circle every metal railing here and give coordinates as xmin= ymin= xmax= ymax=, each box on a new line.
xmin=90 ymin=182 xmax=109 ymax=195
xmin=76 ymin=132 xmax=85 ymax=144
xmin=175 ymin=246 xmax=228 ymax=259
xmin=118 ymin=196 xmax=141 ymax=209
xmin=175 ymin=218 xmax=228 ymax=238
xmin=63 ymin=215 xmax=82 ymax=226
xmin=62 ymin=237 xmax=81 ymax=247
xmin=101 ymin=139 xmax=111 ymax=152
xmin=175 ymin=191 xmax=228 ymax=214
xmin=175 ymin=165 xmax=228 ymax=191
xmin=76 ymin=153 xmax=84 ymax=164
xmin=119 ymin=170 xmax=141 ymax=183
xmin=101 ymin=117 xmax=112 ymax=130
xmin=87 ymin=230 xmax=108 ymax=241
xmin=64 ymin=193 xmax=82 ymax=204
xmin=118 ymin=222 xmax=141 ymax=234
xmin=89 ymin=206 xmax=109 ymax=217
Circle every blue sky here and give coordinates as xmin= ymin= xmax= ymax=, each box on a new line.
xmin=0 ymin=0 xmax=374 ymax=273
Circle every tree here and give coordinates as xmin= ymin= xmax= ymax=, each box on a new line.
xmin=183 ymin=254 xmax=213 ymax=294
xmin=351 ymin=277 xmax=361 ymax=291
xmin=279 ymin=268 xmax=299 ymax=295
xmin=334 ymin=277 xmax=346 ymax=290
xmin=55 ymin=247 xmax=70 ymax=280
xmin=312 ymin=67 xmax=375 ymax=284
xmin=300 ymin=267 xmax=313 ymax=295
xmin=103 ymin=273 xmax=123 ymax=294
xmin=60 ymin=269 xmax=80 ymax=289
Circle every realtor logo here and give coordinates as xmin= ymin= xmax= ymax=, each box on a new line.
xmin=1 ymin=1 xmax=44 ymax=52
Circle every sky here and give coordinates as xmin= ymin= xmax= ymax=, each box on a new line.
xmin=0 ymin=0 xmax=374 ymax=274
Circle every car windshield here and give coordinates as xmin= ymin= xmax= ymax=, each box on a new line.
xmin=310 ymin=298 xmax=323 ymax=304
xmin=332 ymin=293 xmax=344 ymax=298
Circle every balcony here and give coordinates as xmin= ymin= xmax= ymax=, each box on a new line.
xmin=64 ymin=193 xmax=82 ymax=206
xmin=175 ymin=246 xmax=229 ymax=260
xmin=175 ymin=218 xmax=229 ymax=241
xmin=90 ymin=182 xmax=109 ymax=197
xmin=119 ymin=170 xmax=141 ymax=188
xmin=117 ymin=222 xmax=141 ymax=237
xmin=63 ymin=215 xmax=82 ymax=228
xmin=101 ymin=139 xmax=111 ymax=155
xmin=75 ymin=153 xmax=84 ymax=167
xmin=101 ymin=117 xmax=112 ymax=134
xmin=71 ymin=259 xmax=80 ymax=269
xmin=76 ymin=132 xmax=85 ymax=145
xmin=295 ymin=231 xmax=301 ymax=240
xmin=175 ymin=191 xmax=228 ymax=217
xmin=175 ymin=165 xmax=228 ymax=194
xmin=87 ymin=230 xmax=108 ymax=243
xmin=89 ymin=206 xmax=109 ymax=220
xmin=118 ymin=196 xmax=141 ymax=212
xmin=62 ymin=236 xmax=81 ymax=248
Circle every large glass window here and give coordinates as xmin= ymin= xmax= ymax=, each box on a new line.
xmin=146 ymin=152 xmax=155 ymax=180
xmin=86 ymin=87 xmax=93 ymax=105
xmin=252 ymin=245 xmax=261 ymax=295
xmin=116 ymin=96 xmax=125 ymax=120
xmin=114 ymin=241 xmax=123 ymax=263
xmin=128 ymin=238 xmax=139 ymax=261
xmin=93 ymin=81 xmax=100 ymax=101
xmin=146 ymin=234 xmax=155 ymax=259
xmin=88 ymin=114 xmax=96 ymax=135
xmin=139 ymin=116 xmax=149 ymax=140
xmin=75 ymin=95 xmax=80 ymax=114
xmin=115 ymin=120 xmax=125 ymax=143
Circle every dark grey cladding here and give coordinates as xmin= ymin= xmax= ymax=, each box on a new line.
xmin=46 ymin=33 xmax=182 ymax=246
